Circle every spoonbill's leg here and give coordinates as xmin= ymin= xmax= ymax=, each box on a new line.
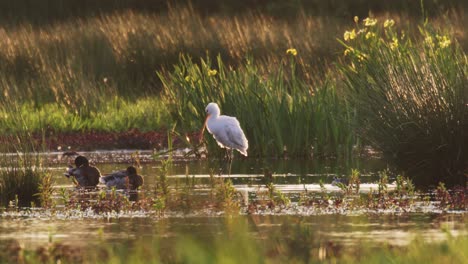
xmin=217 ymin=150 xmax=228 ymax=176
xmin=227 ymin=149 xmax=234 ymax=177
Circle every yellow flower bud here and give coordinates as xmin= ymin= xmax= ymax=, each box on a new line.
xmin=384 ymin=19 xmax=395 ymax=28
xmin=208 ymin=69 xmax=217 ymax=77
xmin=363 ymin=17 xmax=377 ymax=27
xmin=286 ymin=48 xmax=298 ymax=56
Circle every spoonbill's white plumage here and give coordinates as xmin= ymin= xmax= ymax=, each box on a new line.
xmin=201 ymin=102 xmax=248 ymax=157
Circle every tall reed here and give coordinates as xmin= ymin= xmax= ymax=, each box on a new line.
xmin=159 ymin=54 xmax=356 ymax=158
xmin=0 ymin=151 xmax=48 ymax=207
xmin=0 ymin=100 xmax=50 ymax=207
xmin=338 ymin=17 xmax=467 ymax=185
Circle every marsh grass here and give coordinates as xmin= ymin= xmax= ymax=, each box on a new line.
xmin=160 ymin=54 xmax=356 ymax=158
xmin=0 ymin=103 xmax=51 ymax=207
xmin=0 ymin=152 xmax=48 ymax=207
xmin=0 ymin=2 xmax=465 ymax=186
xmin=0 ymin=5 xmax=345 ymax=105
xmin=0 ymin=96 xmax=171 ymax=134
xmin=339 ymin=17 xmax=467 ymax=185
xmin=0 ymin=3 xmax=465 ymax=134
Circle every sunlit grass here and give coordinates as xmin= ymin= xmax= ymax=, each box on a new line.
xmin=0 ymin=96 xmax=171 ymax=133
xmin=338 ymin=17 xmax=467 ymax=185
xmin=159 ymin=54 xmax=356 ymax=158
xmin=0 ymin=151 xmax=48 ymax=207
xmin=0 ymin=4 xmax=465 ymax=106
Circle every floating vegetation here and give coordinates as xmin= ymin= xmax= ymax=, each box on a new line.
xmin=1 ymin=166 xmax=464 ymax=218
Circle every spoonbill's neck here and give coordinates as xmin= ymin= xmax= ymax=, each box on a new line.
xmin=206 ymin=114 xmax=217 ymax=128
xmin=211 ymin=113 xmax=220 ymax=119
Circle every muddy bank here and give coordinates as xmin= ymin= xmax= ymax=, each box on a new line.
xmin=0 ymin=129 xmax=199 ymax=152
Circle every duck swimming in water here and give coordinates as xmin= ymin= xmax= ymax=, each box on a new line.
xmin=100 ymin=166 xmax=143 ymax=190
xmin=64 ymin=156 xmax=101 ymax=188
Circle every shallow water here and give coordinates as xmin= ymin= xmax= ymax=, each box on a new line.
xmin=48 ymin=149 xmax=388 ymax=187
xmin=1 ymin=212 xmax=466 ymax=250
xmin=1 ymin=150 xmax=467 ymax=254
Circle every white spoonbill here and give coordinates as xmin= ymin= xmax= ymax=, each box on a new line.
xmin=200 ymin=102 xmax=248 ymax=158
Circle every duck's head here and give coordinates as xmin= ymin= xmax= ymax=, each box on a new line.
xmin=74 ymin=156 xmax=89 ymax=167
xmin=126 ymin=166 xmax=137 ymax=176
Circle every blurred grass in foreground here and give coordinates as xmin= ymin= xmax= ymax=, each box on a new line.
xmin=1 ymin=218 xmax=466 ymax=263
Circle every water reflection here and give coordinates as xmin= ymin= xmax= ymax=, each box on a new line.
xmin=50 ymin=157 xmax=388 ymax=187
xmin=0 ymin=213 xmax=465 ymax=249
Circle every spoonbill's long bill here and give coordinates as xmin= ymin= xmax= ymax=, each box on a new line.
xmin=200 ymin=102 xmax=248 ymax=161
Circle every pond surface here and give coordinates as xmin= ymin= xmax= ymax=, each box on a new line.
xmin=1 ymin=150 xmax=467 ymax=256
xmin=1 ymin=212 xmax=466 ymax=253
xmin=47 ymin=149 xmax=388 ymax=187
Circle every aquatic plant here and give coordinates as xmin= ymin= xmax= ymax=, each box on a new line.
xmin=34 ymin=173 xmax=54 ymax=208
xmin=160 ymin=54 xmax=356 ymax=159
xmin=395 ymin=175 xmax=415 ymax=197
xmin=265 ymin=182 xmax=291 ymax=208
xmin=339 ymin=17 xmax=467 ymax=186
xmin=377 ymin=169 xmax=389 ymax=196
xmin=335 ymin=168 xmax=361 ymax=196
xmin=78 ymin=190 xmax=131 ymax=214
xmin=58 ymin=187 xmax=71 ymax=207
xmin=435 ymin=182 xmax=467 ymax=210
xmin=157 ymin=160 xmax=171 ymax=198
xmin=152 ymin=196 xmax=166 ymax=217
xmin=0 ymin=151 xmax=48 ymax=207
xmin=213 ymin=178 xmax=240 ymax=213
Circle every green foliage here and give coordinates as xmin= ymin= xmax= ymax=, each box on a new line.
xmin=337 ymin=168 xmax=361 ymax=196
xmin=339 ymin=17 xmax=467 ymax=185
xmin=378 ymin=169 xmax=389 ymax=195
xmin=213 ymin=179 xmax=240 ymax=213
xmin=395 ymin=175 xmax=415 ymax=197
xmin=34 ymin=173 xmax=54 ymax=208
xmin=0 ymin=153 xmax=48 ymax=207
xmin=160 ymin=54 xmax=356 ymax=158
xmin=58 ymin=187 xmax=71 ymax=207
xmin=0 ymin=97 xmax=170 ymax=134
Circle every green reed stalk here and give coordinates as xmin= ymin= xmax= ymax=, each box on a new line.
xmin=0 ymin=152 xmax=48 ymax=207
xmin=159 ymin=54 xmax=356 ymax=159
xmin=339 ymin=17 xmax=467 ymax=185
